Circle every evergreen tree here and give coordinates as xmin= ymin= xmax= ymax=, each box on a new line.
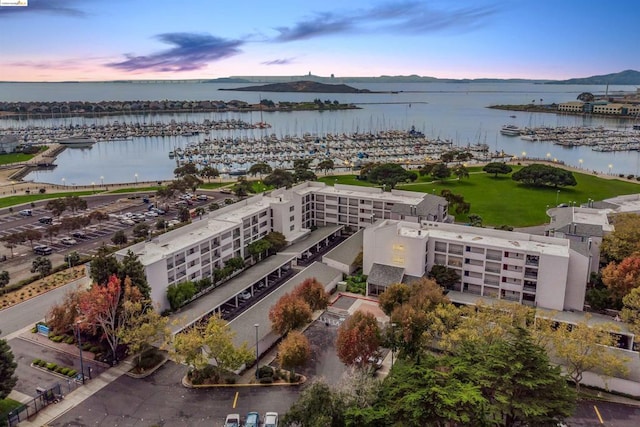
xmin=0 ymin=331 xmax=18 ymax=400
xmin=119 ymin=250 xmax=151 ymax=299
xmin=90 ymin=245 xmax=120 ymax=286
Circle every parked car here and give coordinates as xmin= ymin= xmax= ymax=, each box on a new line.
xmin=33 ymin=245 xmax=53 ymax=255
xmin=152 ymin=207 xmax=166 ymax=215
xmin=38 ymin=216 xmax=53 ymax=224
xmin=71 ymin=230 xmax=87 ymax=239
xmin=245 ymin=412 xmax=260 ymax=427
xmin=196 ymin=194 xmax=208 ymax=201
xmin=264 ymin=412 xmax=279 ymax=427
xmin=60 ymin=237 xmax=78 ymax=245
xmin=224 ymin=413 xmax=240 ymax=427
xmin=120 ymin=218 xmax=135 ymax=226
xmin=144 ymin=211 xmax=158 ymax=218
xmin=238 ymin=290 xmax=252 ymax=301
xmin=19 ymin=209 xmax=32 ymax=216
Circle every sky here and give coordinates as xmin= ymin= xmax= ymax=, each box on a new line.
xmin=0 ymin=0 xmax=638 ymax=82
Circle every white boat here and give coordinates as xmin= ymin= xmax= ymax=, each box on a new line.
xmin=56 ymin=135 xmax=97 ymax=146
xmin=500 ymin=125 xmax=521 ymax=136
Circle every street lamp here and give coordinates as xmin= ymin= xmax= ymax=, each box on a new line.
xmin=75 ymin=320 xmax=85 ymax=384
xmin=134 ymin=173 xmax=138 ymax=184
xmin=556 ymin=189 xmax=560 ymax=205
xmin=254 ymin=323 xmax=259 ymax=380
xmin=579 ymin=159 xmax=583 ymax=169
xmin=608 ymin=164 xmax=613 ymax=174
xmin=522 ymin=151 xmax=526 ymax=159
xmin=100 ymin=176 xmax=104 ymax=187
xmin=62 ymin=177 xmax=66 ymax=187
xmin=546 ymin=152 xmax=551 ymax=160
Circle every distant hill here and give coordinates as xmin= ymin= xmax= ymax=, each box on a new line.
xmin=548 ymin=70 xmax=640 ymax=85
xmin=219 ymin=80 xmax=373 ymax=93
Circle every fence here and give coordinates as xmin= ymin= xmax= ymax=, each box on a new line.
xmin=2 ymin=382 xmax=74 ymax=426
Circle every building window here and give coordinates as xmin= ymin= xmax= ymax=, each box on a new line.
xmin=290 ymin=224 xmax=295 ymax=231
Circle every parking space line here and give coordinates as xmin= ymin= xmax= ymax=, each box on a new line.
xmin=593 ymin=405 xmax=604 ymax=424
xmin=233 ymin=391 xmax=239 ymax=409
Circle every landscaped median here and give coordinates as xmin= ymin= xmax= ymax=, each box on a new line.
xmin=181 ymin=364 xmax=306 ymax=388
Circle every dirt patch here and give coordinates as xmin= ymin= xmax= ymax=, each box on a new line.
xmin=0 ymin=266 xmax=86 ymax=310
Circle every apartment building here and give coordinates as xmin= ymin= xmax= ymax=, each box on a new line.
xmin=363 ymin=220 xmax=589 ymax=311
xmin=557 ymin=101 xmax=585 ymax=113
xmin=117 ymin=183 xmax=448 ymax=310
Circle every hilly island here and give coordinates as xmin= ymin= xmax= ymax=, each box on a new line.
xmin=219 ymin=80 xmax=375 ymax=93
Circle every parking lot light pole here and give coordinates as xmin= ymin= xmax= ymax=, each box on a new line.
xmin=254 ymin=323 xmax=259 ymax=380
xmin=75 ymin=320 xmax=86 ymax=384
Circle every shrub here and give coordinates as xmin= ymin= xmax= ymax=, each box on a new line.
xmin=50 ymin=335 xmax=64 ymax=343
xmin=39 ymin=188 xmax=46 ymax=194
xmin=257 ymin=365 xmax=274 ymax=378
xmin=89 ymin=346 xmax=102 ymax=353
xmin=55 ymin=366 xmax=65 ymax=374
xmin=46 ymin=362 xmax=57 ymax=371
xmin=67 ymin=369 xmax=77 ymax=378
xmin=259 ymin=376 xmax=274 ymax=384
xmin=32 ymin=358 xmax=42 ymax=366
xmin=60 ymin=367 xmax=70 ymax=376
xmin=81 ymin=342 xmax=92 ymax=351
xmin=64 ymin=335 xmax=75 ymax=344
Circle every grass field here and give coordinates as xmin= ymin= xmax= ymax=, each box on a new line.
xmin=0 ymin=398 xmax=21 ymax=419
xmin=107 ymin=186 xmax=159 ymax=194
xmin=0 ymin=152 xmax=35 ymax=165
xmin=318 ymin=167 xmax=640 ymax=227
xmin=0 ymin=191 xmax=98 ymax=209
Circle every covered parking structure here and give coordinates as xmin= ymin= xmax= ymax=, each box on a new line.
xmin=279 ymin=224 xmax=344 ymax=266
xmin=229 ymin=261 xmax=343 ymax=357
xmin=170 ymin=253 xmax=296 ymax=333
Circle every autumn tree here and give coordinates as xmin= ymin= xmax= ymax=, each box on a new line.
xmin=46 ymin=287 xmax=83 ymax=335
xmin=171 ymin=325 xmax=208 ymax=371
xmin=293 ymin=277 xmax=330 ymax=311
xmin=118 ymin=300 xmax=169 ymax=368
xmin=621 ymin=287 xmax=640 ymax=336
xmin=601 ymin=213 xmax=640 ymax=263
xmin=336 ymin=310 xmax=381 ymax=371
xmin=269 ymin=293 xmax=312 ymax=336
xmin=544 ymin=316 xmax=629 ymax=391
xmin=202 ymin=315 xmax=253 ymax=371
xmin=601 ymin=254 xmax=640 ymax=302
xmin=45 ymin=224 xmax=60 ymax=245
xmin=378 ymin=282 xmax=411 ymax=316
xmin=277 ymin=330 xmax=311 ymax=379
xmin=0 ymin=331 xmax=18 ymax=400
xmin=79 ymin=276 xmax=142 ymax=362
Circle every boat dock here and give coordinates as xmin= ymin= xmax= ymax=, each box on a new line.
xmin=519 ymin=126 xmax=640 ymax=152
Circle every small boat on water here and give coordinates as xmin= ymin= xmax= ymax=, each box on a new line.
xmin=500 ymin=125 xmax=522 ymax=136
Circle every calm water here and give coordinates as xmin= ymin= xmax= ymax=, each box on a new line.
xmin=1 ymin=82 xmax=639 ymax=184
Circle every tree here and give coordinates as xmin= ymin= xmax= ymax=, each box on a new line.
xmin=452 ymin=164 xmax=469 ymax=180
xmin=264 ymin=168 xmax=295 ymax=188
xmin=431 ymin=162 xmax=451 ymax=181
xmin=336 ymin=310 xmax=381 ymax=371
xmin=316 ymin=159 xmax=334 ymax=175
xmin=89 ymin=210 xmax=110 ymax=229
xmin=46 ymin=288 xmax=83 ymax=335
xmin=247 ymin=239 xmax=272 ymax=262
xmin=0 ymin=271 xmax=9 ymax=288
xmin=232 ymin=176 xmax=253 ymax=198
xmin=174 ymin=162 xmax=198 ymax=178
xmin=2 ymin=233 xmax=24 ymax=258
xmin=132 ymin=223 xmax=150 ymax=239
xmin=269 ymin=293 xmax=313 ymax=336
xmin=118 ymin=250 xmax=151 ymax=299
xmin=483 ymin=162 xmax=513 ymax=177
xmin=90 ymin=245 xmax=120 ymax=286
xmin=456 ymin=327 xmax=576 ymax=427
xmin=621 ymin=287 xmax=640 ymax=336
xmin=178 ymin=206 xmax=191 ymax=223
xmin=364 ymin=163 xmax=415 ymax=189
xmin=440 ymin=189 xmax=471 ymax=215
xmin=577 ymin=92 xmax=595 ymax=102
xmin=282 ymin=379 xmax=345 ymax=427
xmin=378 ymin=282 xmax=411 ymax=316
xmin=119 ymin=301 xmax=169 ymax=368
xmin=0 ymin=331 xmax=18 ymax=400
xmin=512 ymin=163 xmax=577 ymax=187
xmin=428 ymin=264 xmax=460 ymax=290
xmin=264 ymin=231 xmax=287 ymax=253
xmin=248 ymin=162 xmax=272 ymax=177
xmin=601 ymin=255 xmax=640 ymax=303
xmin=468 ymin=213 xmax=483 ymax=227
xmin=20 ymin=229 xmax=42 ymax=249
xmin=64 ymin=195 xmax=87 ymax=213
xmin=45 ymin=224 xmax=61 ymax=245
xmin=277 ymin=330 xmax=311 ymax=379
xmin=171 ymin=324 xmax=208 ymax=371
xmin=46 ymin=198 xmax=67 ymax=218
xmin=545 ymin=316 xmax=629 ymax=391
xmin=182 ymin=174 xmax=203 ymax=192
xmin=64 ymin=251 xmax=81 ymax=267
xmin=601 ymin=213 xmax=640 ymax=263
xmin=112 ymin=230 xmax=128 ymax=246
xmin=199 ymin=165 xmax=219 ymax=182
xmin=293 ymin=277 xmax=329 ymax=311
xmin=31 ymin=256 xmax=52 ymax=278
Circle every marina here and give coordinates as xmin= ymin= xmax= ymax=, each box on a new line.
xmin=517 ymin=126 xmax=640 ymax=152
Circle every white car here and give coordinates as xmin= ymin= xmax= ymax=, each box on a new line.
xmin=60 ymin=237 xmax=78 ymax=245
xmin=120 ymin=218 xmax=135 ymax=226
xmin=238 ymin=290 xmax=252 ymax=301
xmin=264 ymin=412 xmax=279 ymax=427
xmin=19 ymin=209 xmax=33 ymax=216
xmin=144 ymin=211 xmax=158 ymax=217
xmin=196 ymin=194 xmax=208 ymax=201
xmin=224 ymin=413 xmax=240 ymax=427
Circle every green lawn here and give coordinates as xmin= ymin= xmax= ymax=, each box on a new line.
xmin=397 ymin=168 xmax=640 ymax=227
xmin=0 ymin=398 xmax=21 ymax=419
xmin=107 ymin=186 xmax=160 ymax=194
xmin=0 ymin=153 xmax=35 ymax=165
xmin=200 ymin=182 xmax=230 ymax=189
xmin=0 ymin=191 xmax=98 ymax=209
xmin=318 ymin=174 xmax=377 ymax=187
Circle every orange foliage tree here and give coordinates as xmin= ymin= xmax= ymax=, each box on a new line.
xmin=277 ymin=330 xmax=311 ymax=379
xmin=293 ymin=277 xmax=330 ymax=311
xmin=601 ymin=255 xmax=640 ymax=302
xmin=336 ymin=310 xmax=381 ymax=370
xmin=269 ymin=292 xmax=312 ymax=336
xmin=46 ymin=287 xmax=84 ymax=336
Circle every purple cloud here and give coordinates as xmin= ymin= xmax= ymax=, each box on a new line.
xmin=272 ymin=1 xmax=497 ymax=42
xmin=107 ymin=33 xmax=244 ymax=72
xmin=0 ymin=0 xmax=86 ymax=17
xmin=262 ymin=58 xmax=296 ymax=66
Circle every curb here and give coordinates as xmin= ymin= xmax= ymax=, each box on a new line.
xmin=182 ymin=373 xmax=307 ymax=389
xmin=124 ymin=355 xmax=169 ymax=379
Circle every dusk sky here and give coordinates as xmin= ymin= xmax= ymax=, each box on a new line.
xmin=0 ymin=0 xmax=638 ymax=82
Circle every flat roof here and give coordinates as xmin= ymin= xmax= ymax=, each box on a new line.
xmin=604 ymin=194 xmax=640 ymax=213
xmin=323 ymin=229 xmax=363 ymax=265
xmin=280 ymin=225 xmax=343 ymax=256
xmin=315 ymin=184 xmax=425 ymax=205
xmin=230 ymin=262 xmax=342 ymax=348
xmin=169 ymin=254 xmax=296 ymax=333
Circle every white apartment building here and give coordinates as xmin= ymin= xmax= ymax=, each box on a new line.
xmin=363 ymin=220 xmax=590 ymax=311
xmin=117 ymin=183 xmax=447 ymax=310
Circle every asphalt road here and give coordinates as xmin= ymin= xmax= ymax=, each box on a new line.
xmin=571 ymin=399 xmax=640 ymax=426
